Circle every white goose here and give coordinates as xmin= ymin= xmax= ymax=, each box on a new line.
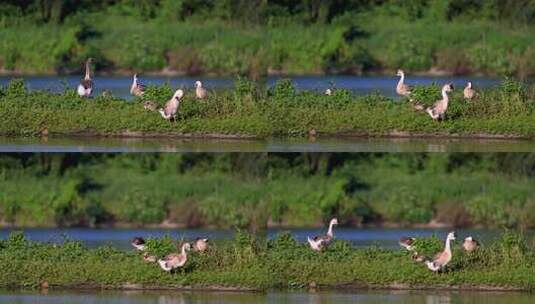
xmin=195 ymin=81 xmax=207 ymax=99
xmin=426 ymin=84 xmax=454 ymax=120
xmin=158 ymin=89 xmax=184 ymax=120
xmin=424 ymin=232 xmax=456 ymax=272
xmin=463 ymin=82 xmax=475 ymax=100
xmin=158 ymin=243 xmax=191 ymax=272
xmin=396 ymin=69 xmax=412 ymax=97
xmin=463 ymin=236 xmax=479 ymax=253
xmin=130 ymin=74 xmax=146 ymax=97
xmin=399 ymin=236 xmax=416 ymax=251
xmin=77 ymin=58 xmax=93 ymax=98
xmin=131 ymin=237 xmax=146 ymax=251
xmin=307 ymin=218 xmax=338 ymax=251
xmin=192 ymin=238 xmax=209 ymax=253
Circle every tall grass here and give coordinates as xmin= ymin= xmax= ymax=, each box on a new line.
xmin=1 ymin=153 xmax=535 ymax=229
xmin=1 ymin=231 xmax=534 ymax=290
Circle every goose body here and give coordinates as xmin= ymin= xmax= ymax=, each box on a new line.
xmin=195 ymin=81 xmax=207 ymax=99
xmin=143 ymin=252 xmax=157 ymax=263
xmin=158 ymin=89 xmax=184 ymax=120
xmin=463 ymin=236 xmax=479 ymax=252
xmin=158 ymin=243 xmax=191 ymax=272
xmin=192 ymin=238 xmax=209 ymax=253
xmin=131 ymin=237 xmax=146 ymax=251
xmin=424 ymin=232 xmax=456 ymax=272
xmin=426 ymin=84 xmax=454 ymax=120
xmin=464 ymin=82 xmax=475 ymax=100
xmin=399 ymin=236 xmax=416 ymax=251
xmin=396 ymin=70 xmax=412 ymax=97
xmin=143 ymin=100 xmax=156 ymax=111
xmin=77 ymin=58 xmax=93 ymax=98
xmin=130 ymin=74 xmax=146 ymax=97
xmin=307 ymin=218 xmax=338 ymax=251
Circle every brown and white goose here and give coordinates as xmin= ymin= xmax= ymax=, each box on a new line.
xmin=143 ymin=252 xmax=157 ymax=263
xmin=158 ymin=243 xmax=191 ymax=272
xmin=426 ymin=84 xmax=454 ymax=120
xmin=463 ymin=82 xmax=475 ymax=100
xmin=399 ymin=236 xmax=416 ymax=251
xmin=307 ymin=218 xmax=338 ymax=251
xmin=77 ymin=58 xmax=93 ymax=98
xmin=130 ymin=74 xmax=146 ymax=97
xmin=195 ymin=81 xmax=207 ymax=99
xmin=131 ymin=237 xmax=146 ymax=251
xmin=158 ymin=89 xmax=184 ymax=120
xmin=192 ymin=238 xmax=209 ymax=253
xmin=462 ymin=236 xmax=479 ymax=253
xmin=396 ymin=69 xmax=412 ymax=97
xmin=424 ymin=232 xmax=456 ymax=272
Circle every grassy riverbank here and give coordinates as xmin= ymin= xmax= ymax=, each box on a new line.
xmin=2 ymin=1 xmax=535 ymax=76
xmin=2 ymin=153 xmax=535 ymax=229
xmin=1 ymin=231 xmax=534 ymax=291
xmin=1 ymin=78 xmax=535 ymax=139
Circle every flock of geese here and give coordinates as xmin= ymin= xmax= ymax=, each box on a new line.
xmin=76 ymin=59 xmax=478 ymax=122
xmin=76 ymin=58 xmax=207 ymax=121
xmin=131 ymin=236 xmax=209 ymax=272
xmin=131 ymin=218 xmax=479 ymax=274
xmin=395 ymin=69 xmax=476 ymax=120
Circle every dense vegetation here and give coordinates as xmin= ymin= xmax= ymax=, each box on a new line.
xmin=1 ymin=78 xmax=535 ymax=138
xmin=3 ymin=1 xmax=535 ymax=76
xmin=2 ymin=153 xmax=535 ymax=229
xmin=1 ymin=230 xmax=534 ymax=291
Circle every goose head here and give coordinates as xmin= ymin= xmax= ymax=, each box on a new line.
xmin=396 ymin=69 xmax=404 ymax=77
xmin=182 ymin=242 xmax=192 ymax=251
xmin=330 ymin=218 xmax=339 ymax=226
xmin=443 ymin=83 xmax=454 ymax=93
xmin=466 ymin=81 xmax=472 ymax=89
xmin=195 ymin=81 xmax=203 ymax=88
xmin=447 ymin=232 xmax=456 ymax=241
xmin=133 ymin=74 xmax=138 ymax=81
xmin=173 ymin=89 xmax=185 ymax=100
xmin=465 ymin=236 xmax=473 ymax=242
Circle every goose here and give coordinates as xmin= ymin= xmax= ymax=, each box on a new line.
xmin=399 ymin=236 xmax=416 ymax=251
xmin=158 ymin=243 xmax=191 ymax=272
xmin=143 ymin=252 xmax=157 ymax=263
xmin=158 ymin=89 xmax=184 ymax=120
xmin=424 ymin=232 xmax=456 ymax=272
xmin=77 ymin=58 xmax=93 ymax=98
xmin=462 ymin=236 xmax=479 ymax=253
xmin=325 ymin=88 xmax=333 ymax=96
xmin=463 ymin=81 xmax=475 ymax=100
xmin=195 ymin=81 xmax=207 ymax=99
xmin=192 ymin=238 xmax=209 ymax=253
xmin=396 ymin=69 xmax=412 ymax=97
xmin=307 ymin=218 xmax=338 ymax=251
xmin=426 ymin=84 xmax=454 ymax=120
xmin=131 ymin=237 xmax=146 ymax=251
xmin=143 ymin=100 xmax=156 ymax=111
xmin=411 ymin=252 xmax=426 ymax=263
xmin=130 ymin=74 xmax=146 ymax=97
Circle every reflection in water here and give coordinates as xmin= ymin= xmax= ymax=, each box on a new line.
xmin=0 ymin=290 xmax=532 ymax=304
xmin=1 ymin=136 xmax=535 ymax=153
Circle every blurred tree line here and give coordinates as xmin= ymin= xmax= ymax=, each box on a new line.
xmin=4 ymin=0 xmax=535 ymax=25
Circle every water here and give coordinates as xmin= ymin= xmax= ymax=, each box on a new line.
xmin=0 ymin=75 xmax=500 ymax=100
xmin=2 ymin=136 xmax=535 ymax=153
xmin=0 ymin=289 xmax=532 ymax=304
xmin=0 ymin=227 xmax=525 ymax=250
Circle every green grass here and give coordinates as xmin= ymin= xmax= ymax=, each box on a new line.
xmin=2 ymin=153 xmax=535 ymax=230
xmin=1 ymin=230 xmax=534 ymax=291
xmin=1 ymin=78 xmax=535 ymax=139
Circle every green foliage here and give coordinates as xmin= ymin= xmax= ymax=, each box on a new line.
xmin=5 ymin=78 xmax=26 ymax=97
xmin=1 ymin=230 xmax=535 ymax=291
